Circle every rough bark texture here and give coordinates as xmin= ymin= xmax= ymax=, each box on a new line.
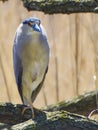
xmin=43 ymin=90 xmax=98 ymax=116
xmin=22 ymin=0 xmax=98 ymax=14
xmin=0 ymin=103 xmax=98 ymax=130
xmin=0 ymin=91 xmax=98 ymax=129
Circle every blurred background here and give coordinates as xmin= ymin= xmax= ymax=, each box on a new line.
xmin=0 ymin=0 xmax=98 ymax=108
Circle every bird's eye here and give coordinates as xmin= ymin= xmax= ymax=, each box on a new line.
xmin=28 ymin=21 xmax=35 ymax=27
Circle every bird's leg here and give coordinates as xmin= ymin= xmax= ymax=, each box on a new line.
xmin=22 ymin=103 xmax=34 ymax=118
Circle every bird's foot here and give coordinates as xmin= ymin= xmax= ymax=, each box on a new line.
xmin=22 ymin=105 xmax=34 ymax=118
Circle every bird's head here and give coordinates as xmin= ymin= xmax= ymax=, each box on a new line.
xmin=22 ymin=17 xmax=41 ymax=33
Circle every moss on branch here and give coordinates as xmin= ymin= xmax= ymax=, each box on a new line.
xmin=22 ymin=0 xmax=98 ymax=14
xmin=43 ymin=90 xmax=98 ymax=116
xmin=0 ymin=103 xmax=98 ymax=130
xmin=0 ymin=91 xmax=98 ymax=129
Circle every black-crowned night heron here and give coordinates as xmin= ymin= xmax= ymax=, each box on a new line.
xmin=13 ymin=17 xmax=50 ymax=117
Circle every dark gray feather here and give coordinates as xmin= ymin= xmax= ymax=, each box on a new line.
xmin=31 ymin=67 xmax=48 ymax=103
xmin=13 ymin=34 xmax=23 ymax=102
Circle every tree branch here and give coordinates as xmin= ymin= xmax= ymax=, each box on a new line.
xmin=0 ymin=0 xmax=8 ymax=2
xmin=22 ymin=0 xmax=98 ymax=14
xmin=11 ymin=111 xmax=98 ymax=130
xmin=43 ymin=90 xmax=98 ymax=116
xmin=0 ymin=103 xmax=98 ymax=130
xmin=0 ymin=91 xmax=98 ymax=129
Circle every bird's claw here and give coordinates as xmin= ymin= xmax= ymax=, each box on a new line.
xmin=22 ymin=106 xmax=34 ymax=118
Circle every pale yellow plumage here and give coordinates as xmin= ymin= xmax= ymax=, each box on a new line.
xmin=21 ymin=37 xmax=49 ymax=105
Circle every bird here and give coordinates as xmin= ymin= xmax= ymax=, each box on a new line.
xmin=13 ymin=17 xmax=50 ymax=117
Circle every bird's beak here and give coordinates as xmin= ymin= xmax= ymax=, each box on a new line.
xmin=33 ymin=24 xmax=41 ymax=32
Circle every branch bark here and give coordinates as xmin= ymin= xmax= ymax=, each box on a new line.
xmin=22 ymin=0 xmax=98 ymax=14
xmin=43 ymin=90 xmax=98 ymax=116
xmin=0 ymin=91 xmax=98 ymax=129
xmin=0 ymin=103 xmax=98 ymax=130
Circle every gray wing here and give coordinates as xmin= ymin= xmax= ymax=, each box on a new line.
xmin=31 ymin=66 xmax=48 ymax=103
xmin=13 ymin=33 xmax=23 ymax=102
